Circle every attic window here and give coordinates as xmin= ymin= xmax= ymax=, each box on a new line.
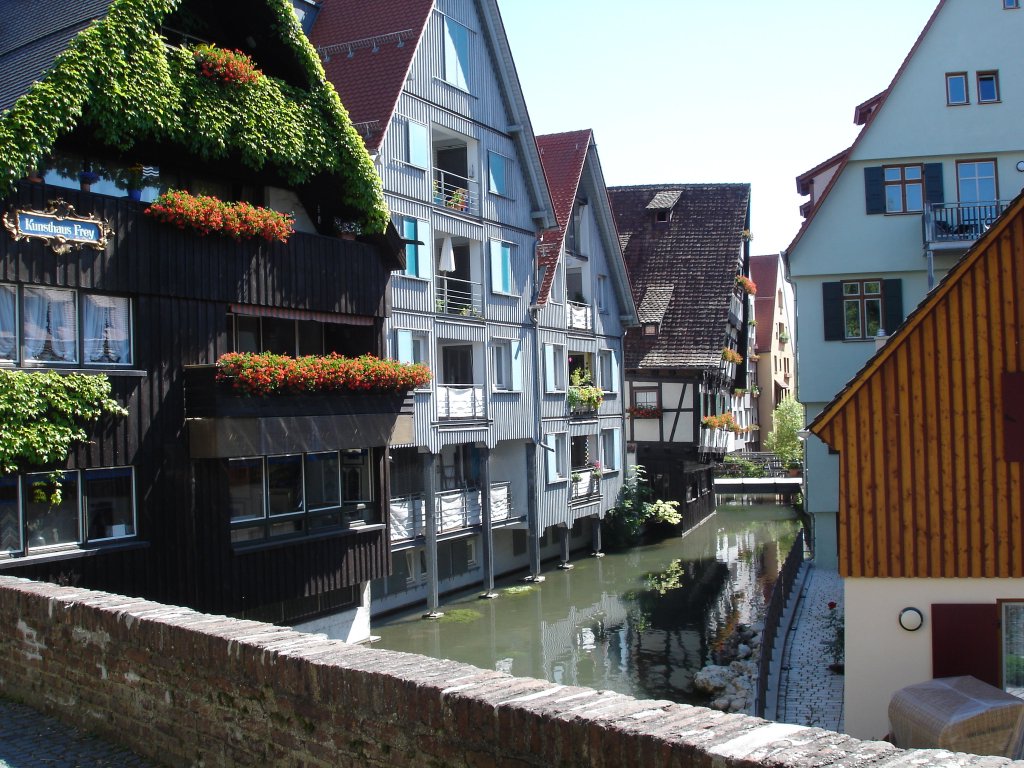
xmin=290 ymin=0 xmax=320 ymax=33
xmin=1004 ymin=0 xmax=1020 ymax=9
xmin=643 ymin=323 xmax=659 ymax=336
xmin=655 ymin=210 xmax=670 ymax=224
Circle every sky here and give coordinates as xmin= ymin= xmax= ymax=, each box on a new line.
xmin=499 ymin=0 xmax=939 ymax=255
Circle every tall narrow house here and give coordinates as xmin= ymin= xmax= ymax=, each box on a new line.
xmin=0 ymin=0 xmax=404 ymax=641
xmin=610 ymin=184 xmax=753 ymax=521
xmin=788 ymin=0 xmax=1024 ymax=568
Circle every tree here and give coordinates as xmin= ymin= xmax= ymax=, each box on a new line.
xmin=764 ymin=396 xmax=805 ymax=467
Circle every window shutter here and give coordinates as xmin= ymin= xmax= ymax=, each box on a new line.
xmin=510 ymin=339 xmax=523 ymax=392
xmin=931 ymin=603 xmax=1000 ymax=687
xmin=864 ymin=167 xmax=885 ymax=214
xmin=416 ymin=219 xmax=431 ymax=279
xmin=408 ymin=121 xmax=429 ymax=169
xmin=882 ymin=279 xmax=903 ymax=335
xmin=545 ymin=435 xmax=558 ymax=483
xmin=610 ymin=350 xmax=620 ymax=393
xmin=612 ymin=429 xmax=621 ymax=471
xmin=923 ymin=163 xmax=944 ymax=205
xmin=490 ymin=240 xmax=504 ymax=293
xmin=543 ymin=344 xmax=555 ymax=391
xmin=402 ymin=218 xmax=418 ymax=276
xmin=396 ymin=330 xmax=414 ymax=364
xmin=1004 ymin=373 xmax=1024 ymax=461
xmin=822 ymin=282 xmax=845 ymax=341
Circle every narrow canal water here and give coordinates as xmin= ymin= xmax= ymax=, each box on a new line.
xmin=375 ymin=499 xmax=801 ymax=706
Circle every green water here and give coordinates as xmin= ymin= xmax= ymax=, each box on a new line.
xmin=375 ymin=500 xmax=801 ymax=705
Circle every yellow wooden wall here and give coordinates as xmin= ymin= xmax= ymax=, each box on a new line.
xmin=815 ymin=201 xmax=1024 ymax=578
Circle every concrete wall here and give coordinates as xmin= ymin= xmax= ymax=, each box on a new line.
xmin=845 ymin=577 xmax=1024 ymax=741
xmin=2 ymin=576 xmax=1006 ymax=768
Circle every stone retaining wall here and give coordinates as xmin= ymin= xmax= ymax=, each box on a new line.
xmin=0 ymin=576 xmax=1017 ymax=767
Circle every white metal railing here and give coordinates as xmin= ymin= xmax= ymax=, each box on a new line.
xmin=436 ymin=487 xmax=482 ymax=533
xmin=490 ymin=481 xmax=513 ymax=522
xmin=435 ymin=275 xmax=482 ymax=317
xmin=432 ymin=169 xmax=479 ymax=216
xmin=389 ymin=494 xmax=424 ymax=541
xmin=569 ymin=468 xmax=601 ymax=502
xmin=699 ymin=427 xmax=730 ymax=454
xmin=437 ymin=384 xmax=485 ymax=419
xmin=924 ymin=200 xmax=1012 ymax=244
xmin=567 ymin=300 xmax=593 ymax=331
xmin=729 ymin=293 xmax=744 ymax=324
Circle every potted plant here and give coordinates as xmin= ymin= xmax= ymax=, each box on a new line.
xmin=735 ymin=275 xmax=757 ymax=295
xmin=333 ymin=218 xmax=362 ymax=241
xmin=77 ymin=165 xmax=101 ymax=191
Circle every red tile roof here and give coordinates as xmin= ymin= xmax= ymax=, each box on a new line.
xmin=309 ymin=0 xmax=434 ymax=153
xmin=535 ymin=130 xmax=592 ymax=305
xmin=749 ymin=254 xmax=780 ymax=352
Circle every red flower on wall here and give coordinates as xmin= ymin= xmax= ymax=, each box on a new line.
xmin=193 ymin=44 xmax=262 ymax=85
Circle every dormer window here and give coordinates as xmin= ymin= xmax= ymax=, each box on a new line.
xmin=655 ymin=210 xmax=669 ymax=224
xmin=643 ymin=323 xmax=659 ymax=336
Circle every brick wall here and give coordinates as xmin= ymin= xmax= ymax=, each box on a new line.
xmin=0 ymin=576 xmax=1011 ymax=767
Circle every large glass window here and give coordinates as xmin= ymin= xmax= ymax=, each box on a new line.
xmin=24 ymin=471 xmax=79 ymax=548
xmin=84 ymin=467 xmax=135 ymax=541
xmin=843 ymin=280 xmax=883 ymax=340
xmin=23 ymin=287 xmax=77 ymax=364
xmin=884 ymin=165 xmax=923 ymax=213
xmin=399 ymin=217 xmax=431 ymax=279
xmin=82 ymin=295 xmax=132 ymax=365
xmin=443 ymin=17 xmax=470 ymax=90
xmin=957 ymin=160 xmax=998 ymax=203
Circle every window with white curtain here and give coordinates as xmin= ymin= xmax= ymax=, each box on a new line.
xmin=23 ymin=287 xmax=77 ymax=363
xmin=83 ymin=294 xmax=132 ymax=365
xmin=0 ymin=284 xmax=15 ymax=362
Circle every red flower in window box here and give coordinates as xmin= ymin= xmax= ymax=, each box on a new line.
xmin=193 ymin=44 xmax=262 ymax=85
xmin=146 ymin=190 xmax=294 ymax=243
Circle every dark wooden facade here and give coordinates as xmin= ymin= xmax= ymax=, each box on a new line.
xmin=0 ymin=181 xmax=397 ymax=618
xmin=812 ymin=192 xmax=1024 ymax=579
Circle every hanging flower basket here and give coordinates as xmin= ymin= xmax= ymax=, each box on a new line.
xmin=146 ymin=190 xmax=294 ymax=243
xmin=193 ymin=44 xmax=262 ymax=85
xmin=702 ymin=411 xmax=739 ymax=432
xmin=722 ymin=348 xmax=743 ymax=365
xmin=736 ymin=275 xmax=757 ymax=295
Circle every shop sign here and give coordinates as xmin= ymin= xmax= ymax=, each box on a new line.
xmin=3 ymin=199 xmax=113 ymax=254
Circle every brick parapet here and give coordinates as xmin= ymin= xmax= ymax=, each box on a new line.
xmin=1 ymin=575 xmax=1021 ymax=767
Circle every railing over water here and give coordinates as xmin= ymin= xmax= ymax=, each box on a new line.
xmin=389 ymin=482 xmax=517 ymax=541
xmin=754 ymin=527 xmax=806 ymax=718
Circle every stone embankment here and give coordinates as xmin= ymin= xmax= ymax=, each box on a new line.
xmin=694 ymin=622 xmax=763 ymax=713
xmin=1 ymin=576 xmax=1017 ymax=767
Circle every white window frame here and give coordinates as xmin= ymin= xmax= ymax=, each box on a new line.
xmin=489 ymin=239 xmax=514 ymax=295
xmin=545 ymin=432 xmax=568 ymax=484
xmin=596 ymin=275 xmax=608 ymax=314
xmin=492 ymin=339 xmax=522 ymax=393
xmin=601 ymin=428 xmax=622 ymax=473
xmin=407 ymin=119 xmax=430 ymax=169
xmin=543 ymin=343 xmax=566 ymax=393
xmin=395 ymin=330 xmax=430 ymax=389
xmin=488 ymin=151 xmax=510 ymax=197
xmin=598 ymin=349 xmax=619 ymax=394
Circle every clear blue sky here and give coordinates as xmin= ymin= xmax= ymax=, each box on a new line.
xmin=500 ymin=0 xmax=938 ymax=255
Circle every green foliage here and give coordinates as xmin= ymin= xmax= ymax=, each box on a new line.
xmin=718 ymin=454 xmax=767 ymax=478
xmin=0 ymin=0 xmax=389 ymax=234
xmin=567 ymin=367 xmax=604 ymax=411
xmin=603 ymin=465 xmax=681 ymax=547
xmin=764 ymin=395 xmax=806 ymax=467
xmin=0 ymin=370 xmax=128 ymax=503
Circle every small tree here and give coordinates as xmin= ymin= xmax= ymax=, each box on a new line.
xmin=764 ymin=395 xmax=805 ymax=467
xmin=603 ymin=465 xmax=681 ymax=547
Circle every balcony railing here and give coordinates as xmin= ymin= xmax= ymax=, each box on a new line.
xmin=729 ymin=293 xmax=744 ymax=327
xmin=923 ymin=201 xmax=1012 ymax=245
xmin=433 ymin=170 xmax=479 ymax=216
xmin=567 ymin=300 xmax=593 ymax=331
xmin=437 ymin=384 xmax=486 ymax=420
xmin=435 ymin=275 xmax=482 ymax=317
xmin=569 ymin=468 xmax=601 ymax=502
xmin=390 ymin=482 xmax=512 ymax=541
xmin=699 ymin=427 xmax=730 ymax=455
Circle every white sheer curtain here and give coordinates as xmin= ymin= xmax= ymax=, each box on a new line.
xmin=23 ymin=288 xmax=76 ymax=363
xmin=83 ymin=295 xmax=130 ymax=364
xmin=0 ymin=285 xmax=16 ymax=361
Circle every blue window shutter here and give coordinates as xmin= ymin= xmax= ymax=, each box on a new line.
xmin=408 ymin=121 xmax=429 ymax=168
xmin=402 ymin=218 xmax=418 ymax=276
xmin=396 ymin=330 xmax=414 ymax=364
xmin=490 ymin=240 xmax=506 ymax=293
xmin=864 ymin=167 xmax=885 ymax=214
xmin=488 ymin=151 xmax=506 ymax=195
xmin=444 ymin=18 xmax=469 ymax=90
xmin=510 ymin=339 xmax=523 ymax=392
xmin=822 ymin=282 xmax=845 ymax=341
xmin=923 ymin=163 xmax=944 ymax=205
xmin=416 ymin=219 xmax=431 ymax=279
xmin=612 ymin=429 xmax=621 ymax=471
xmin=543 ymin=344 xmax=555 ymax=391
xmin=610 ymin=350 xmax=620 ymax=393
xmin=501 ymin=244 xmax=511 ymax=292
xmin=545 ymin=434 xmax=558 ymax=483
xmin=882 ymin=279 xmax=903 ymax=335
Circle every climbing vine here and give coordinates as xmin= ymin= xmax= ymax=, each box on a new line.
xmin=0 ymin=370 xmax=128 ymax=503
xmin=0 ymin=0 xmax=389 ymax=234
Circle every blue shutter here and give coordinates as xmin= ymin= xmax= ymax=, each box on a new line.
xmin=444 ymin=18 xmax=469 ymax=90
xmin=822 ymin=282 xmax=845 ymax=341
xmin=543 ymin=344 xmax=555 ymax=392
xmin=408 ymin=121 xmax=429 ymax=168
xmin=396 ymin=330 xmax=413 ymax=364
xmin=613 ymin=429 xmax=622 ymax=472
xmin=402 ymin=218 xmax=418 ymax=276
xmin=610 ymin=349 xmax=620 ymax=393
xmin=545 ymin=434 xmax=558 ymax=483
xmin=490 ymin=240 xmax=510 ymax=293
xmin=923 ymin=163 xmax=944 ymax=205
xmin=416 ymin=219 xmax=431 ymax=279
xmin=488 ymin=151 xmax=506 ymax=195
xmin=864 ymin=167 xmax=885 ymax=215
xmin=510 ymin=339 xmax=523 ymax=392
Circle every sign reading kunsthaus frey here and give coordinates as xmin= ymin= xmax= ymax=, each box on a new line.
xmin=3 ymin=199 xmax=113 ymax=254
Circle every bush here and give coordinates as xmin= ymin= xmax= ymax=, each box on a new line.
xmin=602 ymin=465 xmax=680 ymax=547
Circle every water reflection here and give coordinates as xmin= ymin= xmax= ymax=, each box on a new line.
xmin=375 ymin=499 xmax=800 ymax=705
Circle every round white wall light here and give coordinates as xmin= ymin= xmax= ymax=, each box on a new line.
xmin=898 ymin=607 xmax=924 ymax=632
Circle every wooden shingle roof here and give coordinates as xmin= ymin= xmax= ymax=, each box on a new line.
xmin=610 ymin=183 xmax=750 ymax=371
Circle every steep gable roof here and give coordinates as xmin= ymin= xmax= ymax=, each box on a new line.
xmin=308 ymin=0 xmax=433 ymax=153
xmin=749 ymin=254 xmax=780 ymax=353
xmin=786 ymin=0 xmax=946 ymax=260
xmin=610 ymin=183 xmax=750 ymax=370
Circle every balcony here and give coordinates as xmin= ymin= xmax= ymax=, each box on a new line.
xmin=184 ymin=366 xmax=411 ymax=458
xmin=567 ymin=300 xmax=593 ymax=331
xmin=699 ymin=427 xmax=730 ymax=456
xmin=389 ymin=482 xmax=514 ymax=541
xmin=433 ymin=170 xmax=479 ymax=217
xmin=923 ymin=201 xmax=1012 ymax=247
xmin=728 ymin=293 xmax=744 ymax=328
xmin=435 ymin=275 xmax=482 ymax=317
xmin=437 ymin=384 xmax=486 ymax=420
xmin=569 ymin=469 xmax=601 ymax=503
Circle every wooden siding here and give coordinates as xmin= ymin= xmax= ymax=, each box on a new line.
xmin=813 ymin=196 xmax=1024 ymax=578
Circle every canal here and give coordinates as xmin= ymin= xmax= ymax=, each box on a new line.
xmin=375 ymin=498 xmax=801 ymax=706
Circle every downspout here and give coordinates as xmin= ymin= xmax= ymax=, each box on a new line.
xmin=525 ymin=244 xmax=546 ymax=582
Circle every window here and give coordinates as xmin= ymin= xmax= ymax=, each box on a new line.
xmin=543 ymin=343 xmax=566 ymax=392
xmin=395 ymin=329 xmax=428 ymax=370
xmin=978 ymin=71 xmax=1000 ymax=103
xmin=957 ymin=159 xmax=998 ymax=203
xmin=883 ymin=165 xmax=923 ymax=213
xmin=289 ymin=0 xmax=320 ymax=33
xmin=489 ymin=240 xmax=513 ymax=294
xmin=601 ymin=428 xmax=621 ymax=472
xmin=400 ymin=216 xmax=431 ymax=279
xmin=1005 ymin=0 xmax=1020 ymax=8
xmin=442 ymin=16 xmax=470 ymax=91
xmin=1003 ymin=602 xmax=1024 ymax=695
xmin=643 ymin=323 xmax=659 ymax=336
xmin=946 ymin=72 xmax=969 ymax=105
xmin=842 ymin=280 xmax=882 ymax=340
xmin=632 ymin=386 xmax=660 ymax=411
xmin=598 ymin=349 xmax=618 ymax=393
xmin=544 ymin=432 xmax=568 ymax=483
xmin=1 ymin=467 xmax=135 ymax=557
xmin=596 ymin=275 xmax=608 ymax=313
xmin=488 ymin=151 xmax=509 ymax=196
xmin=0 ymin=284 xmax=133 ymax=367
xmin=492 ymin=339 xmax=522 ymax=392
xmin=407 ymin=120 xmax=430 ymax=169
xmin=228 ymin=450 xmax=377 ymax=545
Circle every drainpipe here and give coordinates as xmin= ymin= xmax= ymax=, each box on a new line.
xmin=525 ymin=252 xmax=546 ymax=583
xmin=422 ymin=451 xmax=442 ymax=619
xmin=478 ymin=443 xmax=497 ymax=598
